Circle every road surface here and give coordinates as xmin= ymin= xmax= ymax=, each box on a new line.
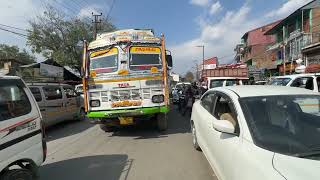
xmin=39 ymin=107 xmax=217 ymax=180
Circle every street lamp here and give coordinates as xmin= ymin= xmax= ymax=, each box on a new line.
xmin=196 ymin=45 xmax=205 ymax=78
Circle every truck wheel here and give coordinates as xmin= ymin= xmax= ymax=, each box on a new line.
xmin=1 ymin=169 xmax=33 ymax=180
xmin=157 ymin=113 xmax=167 ymax=131
xmin=99 ymin=124 xmax=114 ymax=132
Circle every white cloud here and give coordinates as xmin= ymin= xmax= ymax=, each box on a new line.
xmin=170 ymin=5 xmax=263 ymax=74
xmin=78 ymin=5 xmax=101 ymax=19
xmin=209 ymin=1 xmax=222 ymax=15
xmin=190 ymin=0 xmax=210 ymax=7
xmin=266 ymin=0 xmax=313 ymax=18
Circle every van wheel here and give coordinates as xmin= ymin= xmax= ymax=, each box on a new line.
xmin=79 ymin=108 xmax=86 ymax=121
xmin=99 ymin=124 xmax=114 ymax=132
xmin=1 ymin=169 xmax=33 ymax=180
xmin=157 ymin=113 xmax=167 ymax=131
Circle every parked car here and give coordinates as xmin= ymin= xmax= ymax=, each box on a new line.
xmin=172 ymin=82 xmax=191 ymax=103
xmin=207 ymin=77 xmax=249 ymax=89
xmin=191 ymin=85 xmax=320 ymax=180
xmin=268 ymin=74 xmax=320 ymax=92
xmin=0 ymin=76 xmax=46 ymax=179
xmin=27 ymin=83 xmax=85 ymax=127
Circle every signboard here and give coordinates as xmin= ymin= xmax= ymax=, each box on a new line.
xmin=40 ymin=63 xmax=64 ymax=78
xmin=130 ymin=47 xmax=161 ymax=54
xmin=204 ymin=64 xmax=217 ymax=70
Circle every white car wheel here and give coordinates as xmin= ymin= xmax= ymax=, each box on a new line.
xmin=191 ymin=122 xmax=201 ymax=151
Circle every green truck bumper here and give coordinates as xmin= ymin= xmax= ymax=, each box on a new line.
xmin=87 ymin=106 xmax=169 ymax=118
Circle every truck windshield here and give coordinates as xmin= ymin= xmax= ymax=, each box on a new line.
xmin=130 ymin=47 xmax=162 ymax=71
xmin=90 ymin=48 xmax=118 ymax=73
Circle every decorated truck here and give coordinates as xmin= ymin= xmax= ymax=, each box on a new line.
xmin=81 ymin=29 xmax=173 ymax=131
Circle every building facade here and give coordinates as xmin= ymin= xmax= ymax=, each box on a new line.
xmin=234 ymin=20 xmax=280 ymax=79
xmin=265 ymin=0 xmax=320 ymax=74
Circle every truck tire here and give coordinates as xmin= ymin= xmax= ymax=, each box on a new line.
xmin=99 ymin=124 xmax=114 ymax=132
xmin=157 ymin=113 xmax=167 ymax=131
xmin=1 ymin=169 xmax=33 ymax=180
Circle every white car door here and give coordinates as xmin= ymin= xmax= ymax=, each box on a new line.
xmin=193 ymin=92 xmax=222 ymax=175
xmin=207 ymin=92 xmax=242 ymax=180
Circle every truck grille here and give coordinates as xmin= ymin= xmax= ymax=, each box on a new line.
xmin=111 ymin=89 xmax=141 ymax=101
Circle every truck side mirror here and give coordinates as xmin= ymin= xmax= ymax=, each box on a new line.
xmin=166 ymin=55 xmax=173 ymax=68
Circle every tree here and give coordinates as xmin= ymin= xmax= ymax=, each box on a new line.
xmin=27 ymin=6 xmax=116 ymax=72
xmin=185 ymin=71 xmax=194 ymax=82
xmin=0 ymin=44 xmax=35 ymax=64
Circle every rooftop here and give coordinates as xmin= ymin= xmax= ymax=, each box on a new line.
xmin=214 ymin=85 xmax=318 ymax=97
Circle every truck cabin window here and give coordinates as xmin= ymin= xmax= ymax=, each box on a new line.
xmin=130 ymin=47 xmax=162 ymax=71
xmin=90 ymin=48 xmax=118 ymax=74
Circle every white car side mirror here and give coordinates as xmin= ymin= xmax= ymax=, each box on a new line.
xmin=212 ymin=120 xmax=235 ymax=134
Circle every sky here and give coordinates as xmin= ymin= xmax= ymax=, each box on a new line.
xmin=0 ymin=0 xmax=313 ymax=74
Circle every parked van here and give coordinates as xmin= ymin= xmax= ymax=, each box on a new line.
xmin=268 ymin=74 xmax=320 ymax=92
xmin=27 ymin=83 xmax=84 ymax=127
xmin=207 ymin=77 xmax=249 ymax=89
xmin=0 ymin=76 xmax=46 ymax=179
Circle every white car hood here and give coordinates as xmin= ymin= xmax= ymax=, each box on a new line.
xmin=273 ymin=153 xmax=320 ymax=180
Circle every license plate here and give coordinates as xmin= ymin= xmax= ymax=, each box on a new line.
xmin=119 ymin=117 xmax=134 ymax=125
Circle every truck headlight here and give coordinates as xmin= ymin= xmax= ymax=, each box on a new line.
xmin=90 ymin=100 xmax=101 ymax=107
xmin=152 ymin=95 xmax=164 ymax=103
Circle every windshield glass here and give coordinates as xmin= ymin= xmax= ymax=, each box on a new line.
xmin=240 ymin=95 xmax=320 ymax=156
xmin=210 ymin=80 xmax=224 ymax=88
xmin=90 ymin=47 xmax=118 ymax=73
xmin=130 ymin=47 xmax=162 ymax=71
xmin=267 ymin=78 xmax=291 ymax=86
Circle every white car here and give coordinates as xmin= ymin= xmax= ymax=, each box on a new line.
xmin=191 ymin=85 xmax=320 ymax=180
xmin=268 ymin=74 xmax=320 ymax=92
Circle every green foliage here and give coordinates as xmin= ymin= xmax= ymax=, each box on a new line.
xmin=27 ymin=6 xmax=116 ymax=72
xmin=0 ymin=44 xmax=35 ymax=64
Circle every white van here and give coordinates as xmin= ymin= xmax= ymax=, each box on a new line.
xmin=0 ymin=76 xmax=46 ymax=179
xmin=207 ymin=77 xmax=249 ymax=89
xmin=27 ymin=83 xmax=84 ymax=127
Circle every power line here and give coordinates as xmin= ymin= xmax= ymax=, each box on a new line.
xmin=0 ymin=23 xmax=29 ymax=32
xmin=0 ymin=27 xmax=27 ymax=38
xmin=106 ymin=0 xmax=116 ymax=20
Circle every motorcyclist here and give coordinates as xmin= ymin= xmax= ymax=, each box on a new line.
xmin=182 ymin=85 xmax=194 ymax=116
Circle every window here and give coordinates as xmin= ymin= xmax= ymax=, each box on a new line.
xmin=201 ymin=93 xmax=215 ymax=112
xmin=213 ymin=94 xmax=239 ymax=133
xmin=63 ymin=87 xmax=77 ymax=98
xmin=210 ymin=80 xmax=224 ymax=88
xmin=89 ymin=47 xmax=118 ymax=73
xmin=226 ymin=79 xmax=240 ymax=86
xmin=291 ymin=77 xmax=314 ymax=90
xmin=43 ymin=86 xmax=62 ymax=100
xmin=129 ymin=47 xmax=162 ymax=71
xmin=240 ymin=95 xmax=320 ymax=156
xmin=0 ymin=80 xmax=31 ymax=121
xmin=29 ymin=87 xmax=42 ymax=102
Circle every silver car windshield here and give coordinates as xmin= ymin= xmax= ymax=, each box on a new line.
xmin=240 ymin=95 xmax=320 ymax=157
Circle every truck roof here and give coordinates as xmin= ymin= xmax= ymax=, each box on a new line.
xmin=88 ymin=29 xmax=161 ymax=50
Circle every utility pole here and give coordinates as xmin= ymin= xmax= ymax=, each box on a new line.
xmin=196 ymin=45 xmax=205 ymax=78
xmin=92 ymin=12 xmax=102 ymax=39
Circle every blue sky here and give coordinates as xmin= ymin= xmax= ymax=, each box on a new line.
xmin=0 ymin=0 xmax=313 ymax=74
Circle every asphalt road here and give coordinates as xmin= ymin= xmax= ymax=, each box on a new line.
xmin=39 ymin=107 xmax=217 ymax=180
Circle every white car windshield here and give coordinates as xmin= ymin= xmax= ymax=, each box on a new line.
xmin=268 ymin=78 xmax=291 ymax=86
xmin=240 ymin=95 xmax=320 ymax=157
